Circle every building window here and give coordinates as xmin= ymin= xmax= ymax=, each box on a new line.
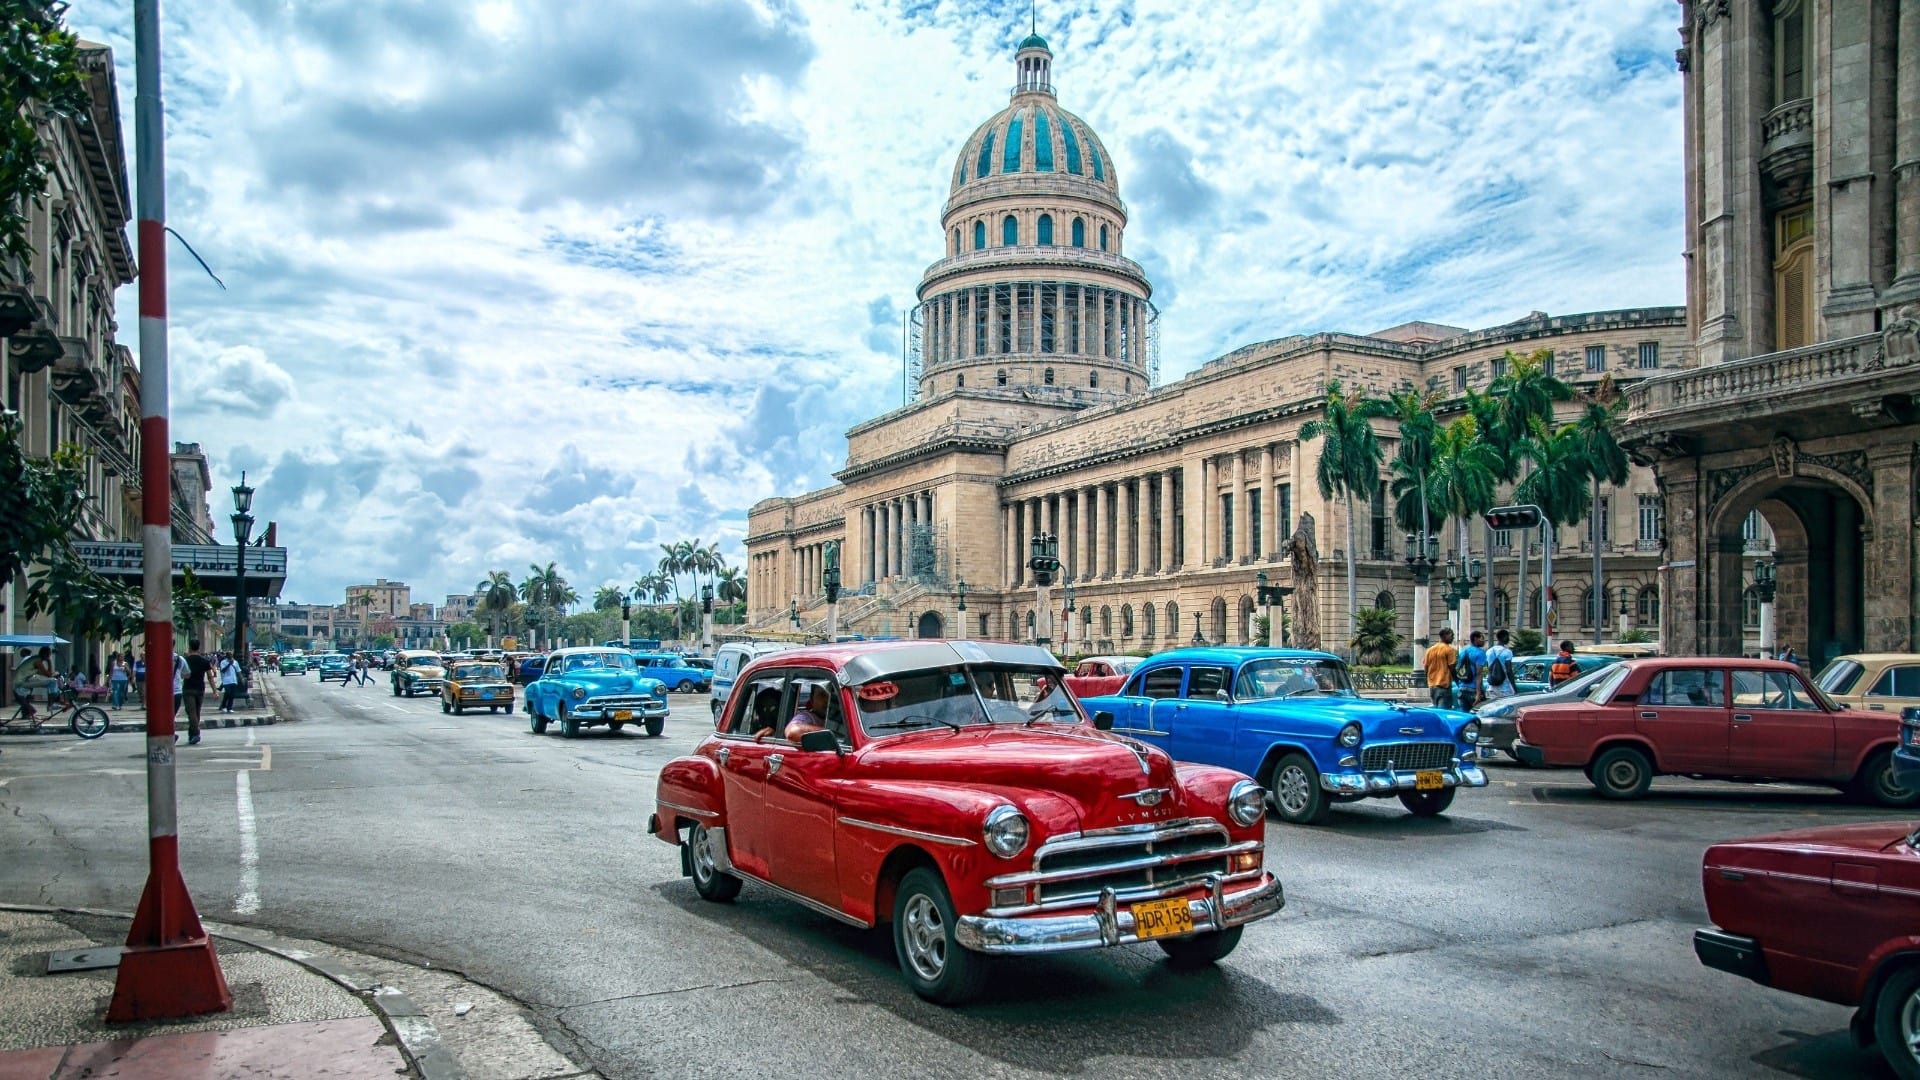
xmin=1002 ymin=215 xmax=1018 ymax=246
xmin=1587 ymin=496 xmax=1611 ymax=548
xmin=1492 ymin=589 xmax=1512 ymax=627
xmin=1037 ymin=214 xmax=1053 ymax=246
xmin=977 ymin=613 xmax=989 ymax=637
xmin=1100 ymin=605 xmax=1112 ymax=638
xmin=1043 ymin=367 xmax=1054 ymax=385
xmin=1098 ymin=224 xmax=1108 ymax=251
xmin=1165 ymin=601 xmax=1180 ymax=640
xmin=1544 ymin=351 xmax=1557 ymax=377
xmin=1374 ymin=590 xmax=1395 ymax=612
xmin=1369 ymin=488 xmax=1388 ymax=557
xmin=1121 ymin=604 xmax=1134 ymax=637
xmin=1277 ymin=483 xmax=1292 ymax=541
xmin=1452 ymin=367 xmax=1467 ymax=392
xmin=1071 ymin=218 xmax=1085 ymax=247
xmin=1743 ymin=510 xmax=1772 ymax=551
xmin=1492 ymin=527 xmax=1513 ymax=552
xmin=1637 ymin=341 xmax=1659 ymax=369
xmin=1585 ymin=345 xmax=1606 ymax=372
xmin=1638 ymin=494 xmax=1660 ymax=544
xmin=1249 ymin=490 xmax=1263 ymax=556
xmin=1637 ymin=586 xmax=1659 ymax=621
xmin=951 ymin=228 xmax=959 ymax=254
xmin=955 ymin=374 xmax=964 ymax=388
xmin=1143 ymin=603 xmax=1156 ymax=640
xmin=1774 ymin=0 xmax=1808 ymax=104
xmin=1581 ymin=588 xmax=1598 ymax=628
xmin=1220 ymin=495 xmax=1234 ymax=561
xmin=1743 ymin=586 xmax=1763 ymax=628
xmin=996 ymin=369 xmax=1007 ymax=386
xmin=1089 ymin=371 xmax=1099 ymax=388
xmin=973 ymin=221 xmax=986 ymax=250
xmin=1491 ymin=355 xmax=1507 ymax=380
xmin=1774 ymin=206 xmax=1814 ymax=350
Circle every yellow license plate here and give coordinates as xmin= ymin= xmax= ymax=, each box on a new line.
xmin=1130 ymin=898 xmax=1193 ymax=941
xmin=614 ymin=710 xmax=633 ymax=721
xmin=1416 ymin=770 xmax=1445 ymax=791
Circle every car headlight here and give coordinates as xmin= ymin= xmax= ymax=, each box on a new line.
xmin=571 ymin=686 xmax=587 ymax=701
xmin=1461 ymin=721 xmax=1481 ymax=744
xmin=983 ymin=805 xmax=1028 ymax=858
xmin=1227 ymin=779 xmax=1265 ymax=826
xmin=1337 ymin=722 xmax=1363 ymax=748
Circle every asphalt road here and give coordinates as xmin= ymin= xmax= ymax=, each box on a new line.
xmin=0 ymin=674 xmax=1899 ymax=1078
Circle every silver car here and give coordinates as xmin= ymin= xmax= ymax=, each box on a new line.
xmin=1474 ymin=663 xmax=1628 ymax=760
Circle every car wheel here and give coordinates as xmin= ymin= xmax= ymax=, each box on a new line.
xmin=1590 ymin=746 xmax=1653 ymax=800
xmin=530 ymin=708 xmax=548 ymax=735
xmin=645 ymin=716 xmax=665 ymax=737
xmin=441 ymin=698 xmax=451 ymax=714
xmin=560 ymin=707 xmax=580 ymax=739
xmin=710 ymin=699 xmax=720 ymax=718
xmin=1157 ymin=926 xmax=1244 ymax=970
xmin=391 ymin=682 xmax=399 ymax=697
xmin=1850 ymin=748 xmax=1920 ymax=808
xmin=1398 ymin=788 xmax=1457 ymax=817
xmin=678 ymin=679 xmax=695 ymax=694
xmin=1871 ymin=965 xmax=1920 ymax=1080
xmin=454 ymin=701 xmax=465 ymax=715
xmin=892 ymin=867 xmax=986 ymax=1005
xmin=687 ymin=822 xmax=742 ymax=902
xmin=1268 ymin=753 xmax=1330 ymax=825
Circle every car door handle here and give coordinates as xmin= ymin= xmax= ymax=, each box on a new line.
xmin=1639 ymin=711 xmax=1658 ymax=719
xmin=716 ymin=746 xmax=730 ymax=765
xmin=1869 ymin=704 xmax=1886 ymax=711
xmin=1732 ymin=714 xmax=1753 ymax=722
xmin=767 ymin=754 xmax=784 ymax=776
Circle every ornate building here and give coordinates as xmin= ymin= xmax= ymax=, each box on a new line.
xmin=748 ymin=34 xmax=1693 ymax=655
xmin=1624 ymin=0 xmax=1919 ymax=664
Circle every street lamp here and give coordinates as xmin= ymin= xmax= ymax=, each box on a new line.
xmin=1255 ymin=569 xmax=1294 ymax=647
xmin=1442 ymin=553 xmax=1484 ymax=638
xmin=955 ymin=578 xmax=967 ymax=612
xmin=700 ymin=584 xmax=715 ymax=651
xmin=1191 ymin=611 xmax=1205 ymax=647
xmin=1618 ymin=586 xmax=1632 ymax=640
xmin=821 ymin=541 xmax=842 ymax=642
xmin=1404 ymin=531 xmax=1439 ymax=645
xmin=789 ymin=598 xmax=800 ymax=632
xmin=1754 ymin=560 xmax=1778 ymax=657
xmin=1060 ymin=578 xmax=1077 ymax=652
xmin=1027 ymin=532 xmax=1059 ymax=649
xmin=620 ymin=590 xmax=633 ymax=649
xmin=230 ymin=472 xmax=256 ymax=680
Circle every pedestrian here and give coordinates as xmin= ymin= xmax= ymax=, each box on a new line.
xmin=131 ymin=655 xmax=145 ymax=704
xmin=1422 ymin=628 xmax=1459 ymax=711
xmin=1549 ymin=640 xmax=1578 ymax=688
xmin=181 ymin=639 xmax=211 ymax=745
xmin=1454 ymin=630 xmax=1488 ymax=712
xmin=217 ymin=651 xmax=242 ymax=712
xmin=109 ymin=653 xmax=131 ymax=710
xmin=354 ymin=653 xmax=372 ymax=686
xmin=1776 ymin=645 xmax=1798 ymax=665
xmin=1483 ymin=629 xmax=1516 ymax=702
xmin=171 ymin=649 xmax=187 ymax=717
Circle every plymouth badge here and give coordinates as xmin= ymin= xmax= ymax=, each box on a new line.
xmin=1121 ymin=787 xmax=1170 ymax=807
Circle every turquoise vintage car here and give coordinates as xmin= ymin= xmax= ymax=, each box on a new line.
xmin=525 ymin=647 xmax=669 ymax=738
xmin=631 ymin=651 xmax=710 ymax=694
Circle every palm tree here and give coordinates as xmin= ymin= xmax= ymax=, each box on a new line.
xmin=1488 ymin=348 xmax=1572 ymax=628
xmin=1428 ymin=415 xmax=1502 ymax=593
xmin=593 ymin=585 xmax=624 ymax=611
xmin=1299 ymin=379 xmax=1386 ymax=648
xmin=476 ymin=571 xmax=515 ymax=645
xmin=1575 ymin=377 xmax=1630 ymax=641
xmin=658 ymin=543 xmax=692 ymax=635
xmin=1514 ymin=416 xmax=1593 ymax=635
xmin=715 ymin=565 xmax=746 ymax=606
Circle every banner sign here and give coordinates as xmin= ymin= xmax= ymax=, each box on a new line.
xmin=71 ymin=540 xmax=289 ymax=579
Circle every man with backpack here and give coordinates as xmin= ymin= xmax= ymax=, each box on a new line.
xmin=1483 ymin=629 xmax=1516 ymax=702
xmin=1422 ymin=628 xmax=1459 ymax=710
xmin=1454 ymin=630 xmax=1488 ymax=711
xmin=1549 ymin=640 xmax=1579 ymax=688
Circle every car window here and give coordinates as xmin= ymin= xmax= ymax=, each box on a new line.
xmin=724 ymin=673 xmax=789 ymax=736
xmin=1815 ymin=659 xmax=1864 ymax=695
xmin=1579 ymin=664 xmax=1632 ymax=702
xmin=1134 ymin=666 xmax=1184 ymax=699
xmin=852 ymin=665 xmax=1073 ymax=735
xmin=1868 ymin=665 xmax=1920 ymax=698
xmin=1643 ymin=668 xmax=1726 ymax=708
xmin=1186 ymin=666 xmax=1231 ymax=699
xmin=779 ymin=669 xmax=849 ymax=745
xmin=1233 ymin=658 xmax=1354 ymax=699
xmin=1733 ymin=669 xmax=1825 ymax=711
xmin=1517 ymin=660 xmax=1552 ymax=683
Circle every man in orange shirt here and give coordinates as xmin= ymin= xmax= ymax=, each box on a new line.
xmin=1423 ymin=628 xmax=1459 ymax=710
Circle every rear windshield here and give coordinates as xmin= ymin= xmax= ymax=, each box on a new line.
xmin=1585 ymin=664 xmax=1633 ymax=704
xmin=1815 ymin=659 xmax=1863 ymax=695
xmin=1233 ymin=658 xmax=1354 ymax=700
xmin=854 ymin=665 xmax=1077 ymax=737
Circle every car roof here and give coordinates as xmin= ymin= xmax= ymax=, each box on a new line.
xmin=1621 ymin=656 xmax=1802 ymax=670
xmin=548 ymin=646 xmax=629 ymax=656
xmin=1137 ymin=646 xmax=1342 ymax=665
xmin=743 ymin=639 xmax=1063 ymax=685
xmin=1080 ymin=654 xmax=1139 ymax=666
xmin=1831 ymin=653 xmax=1920 ymax=664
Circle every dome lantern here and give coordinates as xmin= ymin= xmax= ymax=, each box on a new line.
xmin=1014 ymin=33 xmax=1052 ymax=97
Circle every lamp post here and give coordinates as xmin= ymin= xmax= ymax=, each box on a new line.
xmin=1027 ymin=533 xmax=1059 ymax=650
xmin=230 ymin=473 xmax=255 ymax=679
xmin=700 ymin=585 xmax=715 ymax=651
xmin=1405 ymin=531 xmax=1439 ymax=646
xmin=1255 ymin=570 xmax=1294 ymax=647
xmin=1617 ymin=586 xmax=1632 ymax=640
xmin=1754 ymin=560 xmax=1778 ymax=658
xmin=1061 ymin=578 xmax=1076 ymax=653
xmin=1442 ymin=553 xmax=1484 ymax=638
xmin=821 ymin=541 xmax=841 ymax=643
xmin=789 ymin=598 xmax=800 ymax=633
xmin=955 ymin=578 xmax=967 ymax=638
xmin=1191 ymin=611 xmax=1205 ymax=647
xmin=620 ymin=592 xmax=633 ymax=649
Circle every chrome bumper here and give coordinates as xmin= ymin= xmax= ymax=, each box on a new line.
xmin=573 ymin=699 xmax=669 ymax=719
xmin=953 ymin=873 xmax=1283 ymax=955
xmin=1320 ymin=762 xmax=1488 ymax=795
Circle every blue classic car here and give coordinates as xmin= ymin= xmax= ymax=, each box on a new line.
xmin=630 ymin=651 xmax=710 ymax=694
xmin=525 ymin=647 xmax=670 ymax=738
xmin=1079 ymin=648 xmax=1487 ymax=825
xmin=1897 ymin=708 xmax=1920 ymax=790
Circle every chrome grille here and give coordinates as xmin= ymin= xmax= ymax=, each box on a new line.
xmin=1359 ymin=741 xmax=1455 ymax=771
xmin=1031 ymin=821 xmax=1232 ymax=905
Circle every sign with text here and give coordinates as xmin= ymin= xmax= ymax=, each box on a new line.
xmin=72 ymin=540 xmax=289 ymax=579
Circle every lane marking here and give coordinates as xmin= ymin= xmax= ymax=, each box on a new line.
xmin=235 ymin=769 xmax=260 ymax=915
xmin=259 ymin=745 xmax=271 ymax=771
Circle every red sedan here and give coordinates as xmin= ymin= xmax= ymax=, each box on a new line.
xmin=1512 ymin=657 xmax=1918 ymax=806
xmin=1696 ymin=822 xmax=1920 ymax=1077
xmin=647 ymin=639 xmax=1282 ymax=1004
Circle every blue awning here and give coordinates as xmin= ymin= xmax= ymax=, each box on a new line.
xmin=0 ymin=634 xmax=72 ymax=647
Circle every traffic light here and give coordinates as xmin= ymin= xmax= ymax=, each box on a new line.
xmin=1484 ymin=505 xmax=1543 ymax=531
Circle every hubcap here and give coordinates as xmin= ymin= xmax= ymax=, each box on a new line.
xmin=901 ymin=893 xmax=946 ymax=981
xmin=1605 ymin=759 xmax=1638 ymax=789
xmin=690 ymin=827 xmax=715 ymax=885
xmin=1878 ymin=763 xmax=1907 ymax=801
xmin=1276 ymin=765 xmax=1311 ymax=815
xmin=1902 ymin=986 xmax=1920 ymax=1061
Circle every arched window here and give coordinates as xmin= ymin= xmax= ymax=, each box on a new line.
xmin=1492 ymin=589 xmax=1511 ymax=627
xmin=1165 ymin=602 xmax=1180 ymax=640
xmin=1100 ymin=605 xmax=1112 ymax=638
xmin=977 ymin=613 xmax=990 ymax=637
xmin=1143 ymin=603 xmax=1156 ymax=641
xmin=1210 ymin=596 xmax=1228 ymax=643
xmin=1581 ymin=588 xmax=1600 ymax=629
xmin=1089 ymin=371 xmax=1100 ymax=388
xmin=1026 ymin=610 xmax=1036 ymax=636
xmin=1043 ymin=367 xmax=1054 ymax=385
xmin=1121 ymin=604 xmax=1135 ymax=637
xmin=1071 ymin=218 xmax=1085 ymax=247
xmin=973 ymin=221 xmax=986 ymax=250
xmin=1002 ymin=215 xmax=1018 ymax=246
xmin=1098 ymin=224 xmax=1109 ymax=251
xmin=1638 ymin=586 xmax=1660 ymax=621
xmin=996 ymin=369 xmax=1007 ymax=386
xmin=1125 ymin=378 xmax=1131 ymax=392
xmin=955 ymin=374 xmax=964 ymax=388
xmin=1037 ymin=214 xmax=1054 ymax=246
xmin=1743 ymin=586 xmax=1763 ymax=628
xmin=951 ymin=228 xmax=959 ymax=255
xmin=1374 ymin=590 xmax=1395 ymax=612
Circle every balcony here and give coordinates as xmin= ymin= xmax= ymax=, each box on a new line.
xmin=1759 ymin=98 xmax=1813 ymax=207
xmin=919 ymin=246 xmax=1151 ymax=294
xmin=4 ymin=297 xmax=60 ymax=373
xmin=50 ymin=336 xmax=101 ymax=405
xmin=1635 ymin=538 xmax=1662 ymax=552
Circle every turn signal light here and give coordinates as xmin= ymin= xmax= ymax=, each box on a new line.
xmin=992 ymin=887 xmax=1026 ymax=908
xmin=1230 ymin=852 xmax=1261 ymax=874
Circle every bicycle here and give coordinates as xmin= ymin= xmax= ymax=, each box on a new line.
xmin=3 ymin=686 xmax=111 ymax=739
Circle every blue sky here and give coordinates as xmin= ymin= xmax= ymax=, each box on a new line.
xmin=66 ymin=0 xmax=1685 ymax=608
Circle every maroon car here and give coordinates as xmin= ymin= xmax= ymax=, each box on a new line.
xmin=1696 ymin=823 xmax=1920 ymax=1077
xmin=1512 ymin=657 xmax=1918 ymax=806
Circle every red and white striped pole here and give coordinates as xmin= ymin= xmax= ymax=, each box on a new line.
xmin=108 ymin=0 xmax=231 ymax=1023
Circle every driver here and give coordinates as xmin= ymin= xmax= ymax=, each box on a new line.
xmin=785 ymin=685 xmax=830 ymax=742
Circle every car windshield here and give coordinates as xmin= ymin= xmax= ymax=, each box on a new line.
xmin=1814 ymin=659 xmax=1863 ymax=695
xmin=1586 ymin=664 xmax=1634 ymax=704
xmin=1233 ymin=658 xmax=1354 ymax=699
xmin=454 ymin=664 xmax=504 ymax=680
xmin=854 ymin=664 xmax=1076 ymax=736
xmin=558 ymin=652 xmax=636 ymax=674
xmin=1551 ymin=663 xmax=1620 ymax=699
xmin=408 ymin=655 xmax=443 ymax=667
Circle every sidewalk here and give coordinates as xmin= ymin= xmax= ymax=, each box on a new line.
xmin=0 ymin=684 xmax=279 ymax=739
xmin=0 ymin=906 xmax=596 ymax=1079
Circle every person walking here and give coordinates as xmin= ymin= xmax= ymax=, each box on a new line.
xmin=109 ymin=653 xmax=131 ymax=710
xmin=354 ymin=653 xmax=373 ymax=687
xmin=1482 ymin=629 xmax=1516 ymax=702
xmin=1454 ymin=630 xmax=1488 ymax=712
xmin=181 ymin=639 xmax=211 ymax=745
xmin=217 ymin=651 xmax=242 ymax=713
xmin=1422 ymin=628 xmax=1459 ymax=711
xmin=131 ymin=655 xmax=145 ymax=704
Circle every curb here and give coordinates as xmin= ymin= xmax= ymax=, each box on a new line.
xmin=0 ymin=714 xmax=277 ymax=737
xmin=0 ymin=903 xmax=464 ymax=1080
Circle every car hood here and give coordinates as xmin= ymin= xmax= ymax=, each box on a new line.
xmin=1477 ymin=686 xmax=1577 ymax=717
xmin=546 ymin=671 xmax=664 ymax=694
xmin=855 ymin=725 xmax=1185 ymax=829
xmin=453 ymin=679 xmax=513 ymax=691
xmin=1240 ymin=694 xmax=1468 ymax=741
xmin=1708 ymin=821 xmax=1920 ymax=862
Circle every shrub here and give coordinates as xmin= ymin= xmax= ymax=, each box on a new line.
xmin=1511 ymin=628 xmax=1545 ymax=654
xmin=1351 ymin=608 xmax=1401 ymax=667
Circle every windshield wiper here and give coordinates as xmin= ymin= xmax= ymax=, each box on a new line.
xmin=1283 ymin=686 xmax=1323 ymax=698
xmin=867 ymin=714 xmax=962 ymax=733
xmin=1025 ymin=704 xmax=1079 ymax=727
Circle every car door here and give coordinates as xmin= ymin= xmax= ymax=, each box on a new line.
xmin=1169 ymin=664 xmax=1235 ymax=766
xmin=712 ymin=671 xmax=786 ymax=880
xmin=1861 ymin=664 xmax=1920 ymax=714
xmin=1727 ymin=669 xmax=1835 ymax=777
xmin=763 ymin=670 xmax=846 ymax=907
xmin=1633 ymin=667 xmax=1730 ymax=771
xmin=1109 ymin=665 xmax=1183 ymax=750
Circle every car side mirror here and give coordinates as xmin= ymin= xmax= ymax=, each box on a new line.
xmin=1213 ymin=689 xmax=1231 ymax=702
xmin=797 ymin=729 xmax=841 ymax=754
xmin=1093 ymin=710 xmax=1115 ymax=731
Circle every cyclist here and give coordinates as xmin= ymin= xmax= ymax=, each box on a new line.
xmin=11 ymin=646 xmax=54 ymax=721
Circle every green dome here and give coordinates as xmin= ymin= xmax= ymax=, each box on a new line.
xmin=1018 ymin=33 xmax=1050 ymax=51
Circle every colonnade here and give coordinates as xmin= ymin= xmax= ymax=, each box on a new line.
xmin=860 ymin=489 xmax=936 ymax=582
xmin=921 ymin=282 xmax=1150 ymax=368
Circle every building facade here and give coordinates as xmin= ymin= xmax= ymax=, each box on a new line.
xmin=746 ymin=36 xmax=1696 ymax=657
xmin=1623 ymin=0 xmax=1920 ymax=664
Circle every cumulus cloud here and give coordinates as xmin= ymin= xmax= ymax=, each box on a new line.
xmin=176 ymin=344 xmax=296 ymax=418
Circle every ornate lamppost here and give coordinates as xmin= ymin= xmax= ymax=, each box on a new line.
xmin=700 ymin=584 xmax=715 ymax=651
xmin=1255 ymin=570 xmax=1295 ymax=647
xmin=1191 ymin=611 xmax=1205 ymax=647
xmin=821 ymin=541 xmax=841 ymax=643
xmin=955 ymin=578 xmax=967 ymax=636
xmin=1442 ymin=553 xmax=1484 ymax=638
xmin=620 ymin=590 xmax=633 ymax=648
xmin=1753 ymin=560 xmax=1778 ymax=658
xmin=230 ymin=473 xmax=255 ymax=678
xmin=788 ymin=598 xmax=800 ymax=632
xmin=1061 ymin=578 xmax=1077 ymax=653
xmin=1027 ymin=532 xmax=1059 ymax=649
xmin=1404 ymin=531 xmax=1439 ymax=645
xmin=1617 ymin=586 xmax=1632 ymax=641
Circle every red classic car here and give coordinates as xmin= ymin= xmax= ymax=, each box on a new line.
xmin=648 ymin=639 xmax=1283 ymax=1004
xmin=1695 ymin=822 xmax=1920 ymax=1077
xmin=1512 ymin=657 xmax=1919 ymax=807
xmin=1062 ymin=654 xmax=1142 ymax=699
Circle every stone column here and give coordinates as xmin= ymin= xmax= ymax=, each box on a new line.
xmin=1863 ymin=445 xmax=1915 ymax=651
xmin=1005 ymin=503 xmax=1018 ymax=586
xmin=1192 ymin=458 xmax=1211 ymax=567
xmin=1161 ymin=470 xmax=1178 ymax=571
xmin=1115 ymin=479 xmax=1134 ymax=576
xmin=1011 ymin=501 xmax=1025 ymax=586
xmin=1076 ymin=486 xmax=1093 ymax=581
xmin=1890 ymin=0 xmax=1920 ymax=305
xmin=1091 ymin=483 xmax=1108 ymax=578
xmin=1822 ymin=0 xmax=1892 ymax=337
xmin=1688 ymin=2 xmax=1762 ymax=365
xmin=1260 ymin=444 xmax=1277 ymax=558
xmin=1229 ymin=451 xmax=1245 ymax=562
xmin=1137 ymin=473 xmax=1155 ymax=573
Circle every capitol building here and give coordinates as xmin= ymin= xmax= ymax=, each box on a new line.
xmin=746 ymin=32 xmax=1699 ymax=657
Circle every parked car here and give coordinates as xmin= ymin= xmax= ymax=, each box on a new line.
xmin=441 ymin=661 xmax=515 ymax=715
xmin=1474 ymin=662 xmax=1625 ymax=759
xmin=1815 ymin=653 xmax=1920 ymax=714
xmin=317 ymin=653 xmax=353 ymax=684
xmin=1695 ymin=822 xmax=1920 ymax=1079
xmin=525 ymin=647 xmax=669 ymax=738
xmin=1078 ymin=647 xmax=1486 ymax=826
xmin=1512 ymin=657 xmax=1920 ymax=806
xmin=1897 ymin=708 xmax=1920 ymax=791
xmin=280 ymin=655 xmax=308 ymax=675
xmin=514 ymin=653 xmax=548 ymax=685
xmin=632 ymin=651 xmax=710 ymax=693
xmin=709 ymin=641 xmax=796 ymax=717
xmin=390 ymin=650 xmax=448 ymax=698
xmin=649 ymin=639 xmax=1284 ymax=1004
xmin=1507 ymin=652 xmax=1618 ymax=695
xmin=1063 ymin=655 xmax=1142 ymax=698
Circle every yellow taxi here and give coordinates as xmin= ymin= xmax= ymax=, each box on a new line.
xmin=441 ymin=660 xmax=515 ymax=715
xmin=1813 ymin=653 xmax=1920 ymax=713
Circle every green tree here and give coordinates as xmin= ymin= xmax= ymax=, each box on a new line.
xmin=592 ymin=585 xmax=624 ymax=611
xmin=715 ymin=565 xmax=746 ymax=606
xmin=1351 ymin=607 xmax=1402 ymax=666
xmin=1299 ymin=379 xmax=1386 ymax=647
xmin=0 ymin=1 xmax=87 ymax=268
xmin=1382 ymin=387 xmax=1439 ymax=539
xmin=446 ymin=620 xmax=483 ymax=648
xmin=1488 ymin=348 xmax=1572 ymax=472
xmin=475 ymin=570 xmax=516 ymax=641
xmin=1428 ymin=415 xmax=1502 ymax=565
xmin=1575 ymin=377 xmax=1630 ymax=638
